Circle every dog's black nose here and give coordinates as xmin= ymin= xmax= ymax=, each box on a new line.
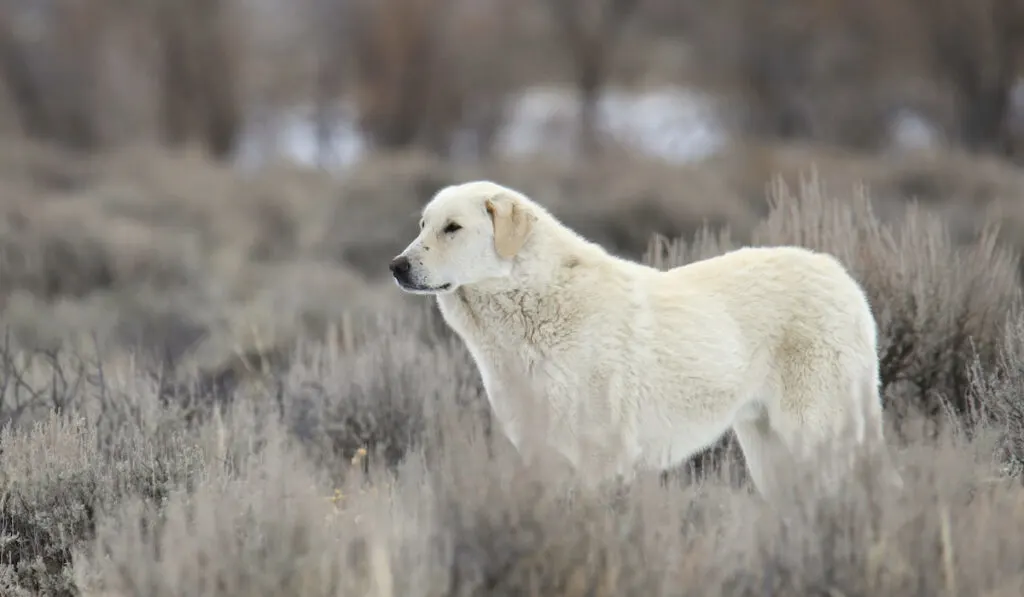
xmin=389 ymin=255 xmax=411 ymax=278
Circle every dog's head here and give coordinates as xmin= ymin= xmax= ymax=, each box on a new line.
xmin=389 ymin=181 xmax=536 ymax=295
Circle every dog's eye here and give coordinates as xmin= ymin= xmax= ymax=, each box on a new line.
xmin=418 ymin=220 xmax=425 ymax=230
xmin=443 ymin=222 xmax=462 ymax=234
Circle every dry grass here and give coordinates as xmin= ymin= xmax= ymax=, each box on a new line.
xmin=1 ymin=169 xmax=1024 ymax=596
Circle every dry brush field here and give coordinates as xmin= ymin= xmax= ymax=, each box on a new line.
xmin=1 ymin=143 xmax=1024 ymax=596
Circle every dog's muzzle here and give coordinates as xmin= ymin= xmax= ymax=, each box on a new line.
xmin=389 ymin=255 xmax=451 ymax=292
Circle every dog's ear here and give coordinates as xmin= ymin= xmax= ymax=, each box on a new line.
xmin=485 ymin=193 xmax=532 ymax=259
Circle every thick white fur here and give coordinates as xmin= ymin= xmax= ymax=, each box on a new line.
xmin=392 ymin=180 xmax=898 ymax=498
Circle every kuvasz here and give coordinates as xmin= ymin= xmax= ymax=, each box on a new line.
xmin=390 ymin=180 xmax=898 ymax=498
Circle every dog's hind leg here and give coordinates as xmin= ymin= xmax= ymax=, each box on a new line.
xmin=732 ymin=409 xmax=793 ymax=501
xmin=858 ymin=371 xmax=904 ymax=493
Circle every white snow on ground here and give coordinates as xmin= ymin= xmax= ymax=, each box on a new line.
xmin=495 ymin=86 xmax=728 ymax=163
xmin=888 ymin=108 xmax=941 ymax=151
xmin=236 ymin=84 xmax=944 ymax=172
xmin=236 ymin=103 xmax=369 ymax=171
xmin=593 ymin=87 xmax=728 ymax=162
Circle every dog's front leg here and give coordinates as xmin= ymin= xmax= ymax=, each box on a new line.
xmin=576 ymin=439 xmax=639 ymax=488
xmin=571 ymin=374 xmax=642 ymax=494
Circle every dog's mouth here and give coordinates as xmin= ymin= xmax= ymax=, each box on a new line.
xmin=395 ymin=279 xmax=452 ymax=294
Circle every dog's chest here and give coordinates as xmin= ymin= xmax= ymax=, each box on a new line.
xmin=480 ymin=349 xmax=582 ymax=446
xmin=437 ymin=289 xmax=585 ymax=432
xmin=476 ymin=341 xmax=563 ymax=403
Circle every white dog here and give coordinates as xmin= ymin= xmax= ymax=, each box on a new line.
xmin=390 ymin=180 xmax=898 ymax=498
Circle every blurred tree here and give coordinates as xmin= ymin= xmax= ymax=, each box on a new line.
xmin=347 ymin=0 xmax=447 ymax=151
xmin=0 ymin=0 xmax=243 ymax=161
xmin=541 ymin=0 xmax=642 ymax=157
xmin=343 ymin=0 xmax=514 ymax=159
xmin=151 ymin=0 xmax=242 ymax=161
xmin=308 ymin=0 xmax=353 ymax=167
xmin=0 ymin=1 xmax=105 ymax=151
xmin=917 ymin=0 xmax=1024 ymax=156
xmin=687 ymin=0 xmax=897 ymax=149
xmin=685 ymin=0 xmax=1024 ymax=157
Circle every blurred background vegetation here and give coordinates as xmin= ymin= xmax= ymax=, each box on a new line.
xmin=1 ymin=0 xmax=1022 ymax=160
xmin=2 ymin=0 xmax=1024 ymax=371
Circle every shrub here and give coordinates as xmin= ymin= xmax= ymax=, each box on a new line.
xmin=969 ymin=314 xmax=1024 ymax=478
xmin=278 ymin=307 xmax=492 ymax=469
xmin=0 ymin=415 xmax=205 ymax=596
xmin=81 ymin=415 xmax=357 ymax=597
